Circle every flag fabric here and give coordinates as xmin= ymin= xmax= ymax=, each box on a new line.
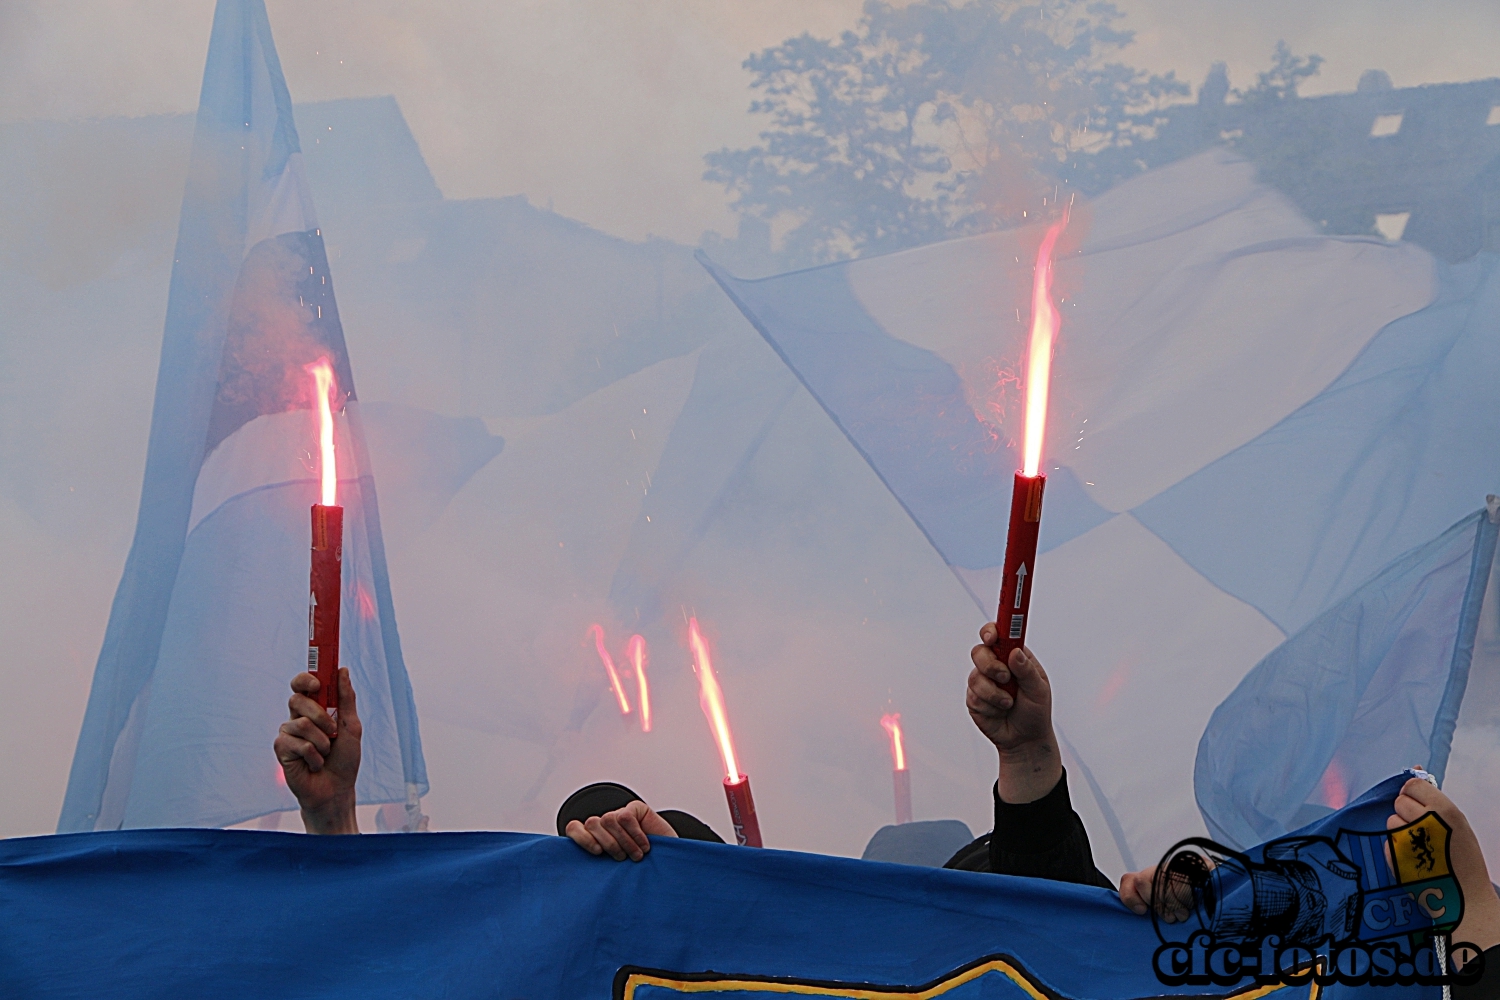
xmin=699 ymin=148 xmax=1500 ymax=866
xmin=0 ymin=773 xmax=1432 ymax=1000
xmin=57 ymin=0 xmax=427 ymax=831
xmin=1196 ymin=505 xmax=1498 ymax=846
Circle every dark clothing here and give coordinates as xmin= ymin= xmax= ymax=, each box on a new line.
xmin=1455 ymin=944 xmax=1500 ymax=1000
xmin=942 ymin=768 xmax=1114 ymax=890
xmin=657 ymin=809 xmax=725 ymax=845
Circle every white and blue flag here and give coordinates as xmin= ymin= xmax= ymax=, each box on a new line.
xmin=58 ymin=0 xmax=427 ymax=831
xmin=702 ymin=148 xmax=1500 ymax=867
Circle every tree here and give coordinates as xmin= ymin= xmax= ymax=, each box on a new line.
xmin=704 ymin=0 xmax=1187 ymax=267
xmin=1235 ymin=41 xmax=1324 ymax=106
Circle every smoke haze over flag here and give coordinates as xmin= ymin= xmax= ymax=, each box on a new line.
xmin=702 ymin=148 xmax=1500 ymax=865
xmin=15 ymin=41 xmax=1498 ymax=870
xmin=57 ymin=0 xmax=428 ymax=832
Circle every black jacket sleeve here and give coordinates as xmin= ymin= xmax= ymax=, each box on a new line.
xmin=1454 ymin=944 xmax=1500 ymax=1000
xmin=942 ymin=768 xmax=1114 ymax=890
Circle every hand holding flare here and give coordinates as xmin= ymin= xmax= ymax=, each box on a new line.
xmin=994 ymin=210 xmax=1068 ymax=694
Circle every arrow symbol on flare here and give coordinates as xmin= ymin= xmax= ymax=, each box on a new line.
xmin=1013 ymin=564 xmax=1028 ymax=608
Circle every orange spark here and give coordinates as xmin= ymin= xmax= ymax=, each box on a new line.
xmin=880 ymin=713 xmax=907 ymax=771
xmin=1021 ymin=210 xmax=1069 ymax=478
xmin=588 ymin=624 xmax=631 ymax=716
xmin=688 ymin=617 xmax=740 ymax=781
xmin=305 ymin=358 xmax=338 ymax=505
xmin=627 ymin=634 xmax=651 ymax=733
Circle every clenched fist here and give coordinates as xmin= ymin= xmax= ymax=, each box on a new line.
xmin=274 ymin=668 xmax=361 ymax=834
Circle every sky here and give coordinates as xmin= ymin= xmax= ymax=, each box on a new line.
xmin=4 ymin=0 xmax=1500 ymax=245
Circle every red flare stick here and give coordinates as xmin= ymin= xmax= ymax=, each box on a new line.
xmin=994 ymin=471 xmax=1045 ymax=696
xmin=723 ymin=775 xmax=762 ymax=847
xmin=892 ymin=767 xmax=913 ymax=825
xmin=309 ymin=503 xmax=343 ymax=718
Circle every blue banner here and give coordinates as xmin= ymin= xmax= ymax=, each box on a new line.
xmin=2 ymin=775 xmax=1433 ymax=999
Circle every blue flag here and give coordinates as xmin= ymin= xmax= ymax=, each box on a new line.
xmin=0 ymin=774 xmax=1442 ymax=999
xmin=57 ymin=0 xmax=426 ymax=831
xmin=1196 ymin=508 xmax=1498 ymax=846
xmin=700 ymin=148 xmax=1500 ymax=868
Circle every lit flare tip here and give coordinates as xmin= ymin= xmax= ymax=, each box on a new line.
xmin=588 ymin=624 xmax=632 ymax=716
xmin=880 ymin=712 xmax=906 ymax=771
xmin=306 ymin=358 xmax=339 ymax=506
xmin=627 ymin=634 xmax=651 ymax=733
xmin=1022 ymin=210 xmax=1069 ymax=478
xmin=688 ymin=617 xmax=740 ymax=781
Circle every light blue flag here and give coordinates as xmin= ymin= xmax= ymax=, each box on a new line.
xmin=1133 ymin=252 xmax=1500 ymax=847
xmin=699 ymin=147 xmax=1500 ymax=869
xmin=1135 ymin=255 xmax=1500 ymax=636
xmin=57 ymin=0 xmax=429 ymax=831
xmin=1195 ymin=507 xmax=1498 ymax=847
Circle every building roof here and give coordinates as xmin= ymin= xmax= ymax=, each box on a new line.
xmin=1100 ymin=76 xmax=1500 ymax=262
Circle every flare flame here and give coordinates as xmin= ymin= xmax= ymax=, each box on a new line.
xmin=588 ymin=624 xmax=631 ymax=716
xmin=880 ymin=712 xmax=906 ymax=771
xmin=688 ymin=617 xmax=740 ymax=781
xmin=306 ymin=358 xmax=338 ymax=506
xmin=627 ymin=634 xmax=651 ymax=733
xmin=1022 ymin=211 xmax=1069 ymax=478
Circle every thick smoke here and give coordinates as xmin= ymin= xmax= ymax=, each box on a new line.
xmin=3 ymin=2 xmax=1499 ymax=868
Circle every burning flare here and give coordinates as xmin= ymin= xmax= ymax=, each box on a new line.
xmin=627 ymin=634 xmax=651 ymax=733
xmin=880 ymin=712 xmax=906 ymax=771
xmin=1021 ymin=210 xmax=1069 ymax=478
xmin=688 ymin=617 xmax=740 ymax=781
xmin=588 ymin=624 xmax=632 ymax=716
xmin=306 ymin=358 xmax=339 ymax=506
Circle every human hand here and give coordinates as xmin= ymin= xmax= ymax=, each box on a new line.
xmin=967 ymin=626 xmax=1054 ymax=753
xmin=565 ymin=800 xmax=677 ymax=861
xmin=1389 ymin=776 xmax=1500 ymax=955
xmin=274 ymin=669 xmax=361 ymax=835
xmin=967 ymin=626 xmax=1061 ymax=804
xmin=1119 ymin=864 xmax=1195 ymax=922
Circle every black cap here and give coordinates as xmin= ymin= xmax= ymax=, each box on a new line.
xmin=555 ymin=782 xmax=640 ymax=836
xmin=659 ymin=809 xmax=725 ymax=844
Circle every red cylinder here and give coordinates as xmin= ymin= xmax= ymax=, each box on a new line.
xmin=994 ymin=472 xmax=1045 ymax=695
xmin=892 ymin=767 xmax=913 ymax=825
xmin=723 ymin=775 xmax=763 ymax=847
xmin=309 ymin=504 xmax=343 ymax=718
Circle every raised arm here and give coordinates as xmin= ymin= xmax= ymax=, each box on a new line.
xmin=949 ymin=624 xmax=1112 ymax=888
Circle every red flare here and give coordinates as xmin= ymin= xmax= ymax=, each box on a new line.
xmin=588 ymin=624 xmax=631 ymax=716
xmin=627 ymin=634 xmax=651 ymax=733
xmin=880 ymin=712 xmax=913 ymax=824
xmin=306 ymin=359 xmax=342 ymax=718
xmin=1022 ymin=210 xmax=1068 ymax=478
xmin=305 ymin=358 xmax=338 ymax=506
xmin=879 ymin=712 xmax=906 ymax=771
xmin=995 ymin=210 xmax=1068 ymax=694
xmin=723 ymin=774 xmax=763 ymax=848
xmin=688 ymin=617 xmax=740 ymax=782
